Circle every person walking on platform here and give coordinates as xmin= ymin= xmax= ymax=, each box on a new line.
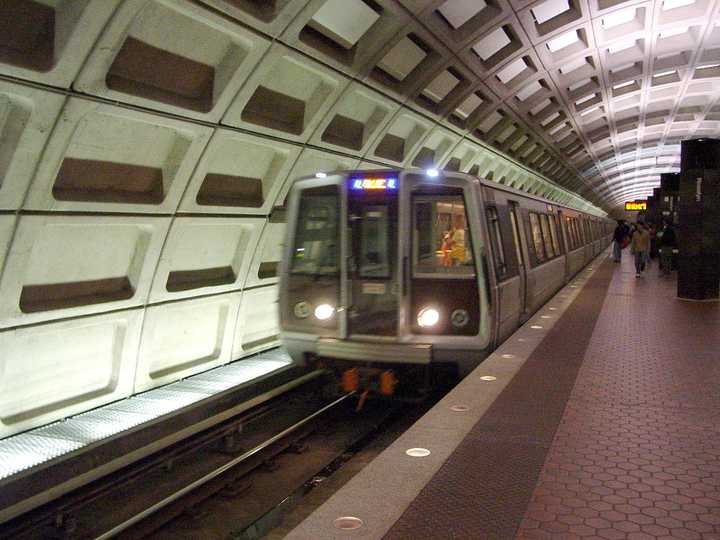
xmin=612 ymin=220 xmax=628 ymax=263
xmin=631 ymin=222 xmax=650 ymax=277
xmin=648 ymin=223 xmax=658 ymax=259
xmin=658 ymin=221 xmax=677 ymax=276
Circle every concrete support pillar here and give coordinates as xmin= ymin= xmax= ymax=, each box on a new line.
xmin=677 ymin=139 xmax=720 ymax=301
xmin=646 ymin=194 xmax=658 ymax=227
xmin=660 ymin=172 xmax=680 ymax=225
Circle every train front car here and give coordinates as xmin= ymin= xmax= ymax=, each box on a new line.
xmin=279 ymin=170 xmax=492 ymax=399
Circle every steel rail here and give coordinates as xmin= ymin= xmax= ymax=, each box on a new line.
xmin=95 ymin=391 xmax=355 ymax=540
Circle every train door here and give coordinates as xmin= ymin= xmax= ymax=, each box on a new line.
xmin=345 ymin=177 xmax=399 ymax=338
xmin=508 ymin=201 xmax=527 ymax=315
xmin=557 ymin=209 xmax=571 ymax=280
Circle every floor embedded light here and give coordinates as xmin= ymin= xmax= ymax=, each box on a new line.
xmin=406 ymin=448 xmax=431 ymax=457
xmin=480 ymin=375 xmax=497 ymax=381
xmin=541 ymin=315 xmax=551 ymax=319
xmin=501 ymin=354 xmax=515 ymax=359
xmin=549 ymin=307 xmax=558 ymax=310
xmin=531 ymin=325 xmax=543 ymax=329
xmin=451 ymin=405 xmax=469 ymax=412
xmin=334 ymin=517 xmax=363 ymax=530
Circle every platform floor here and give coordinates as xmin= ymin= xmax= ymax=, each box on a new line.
xmin=287 ymin=253 xmax=720 ymax=540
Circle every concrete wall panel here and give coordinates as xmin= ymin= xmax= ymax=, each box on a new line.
xmin=233 ymin=286 xmax=279 ymax=357
xmin=150 ymin=217 xmax=264 ymax=303
xmin=134 ymin=293 xmax=241 ymax=392
xmin=0 ymin=82 xmax=65 ymax=210
xmin=0 ymin=1 xmax=121 ymax=88
xmin=179 ymin=129 xmax=302 ymax=215
xmin=0 ymin=215 xmax=170 ymax=328
xmin=0 ymin=309 xmax=142 ymax=439
xmin=24 ymin=99 xmax=212 ymax=214
xmin=74 ymin=0 xmax=271 ymax=122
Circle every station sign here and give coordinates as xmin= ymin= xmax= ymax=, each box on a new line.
xmin=350 ymin=176 xmax=398 ymax=191
xmin=625 ymin=200 xmax=647 ymax=211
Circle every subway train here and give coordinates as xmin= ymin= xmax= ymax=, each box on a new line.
xmin=279 ymin=169 xmax=613 ymax=397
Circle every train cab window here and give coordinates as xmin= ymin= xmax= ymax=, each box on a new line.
xmin=539 ymin=214 xmax=555 ymax=258
xmin=549 ymin=214 xmax=561 ymax=255
xmin=358 ymin=205 xmax=391 ymax=278
xmin=413 ymin=196 xmax=475 ymax=276
xmin=486 ymin=206 xmax=507 ymax=278
xmin=529 ymin=212 xmax=546 ymax=262
xmin=291 ymin=186 xmax=339 ymax=275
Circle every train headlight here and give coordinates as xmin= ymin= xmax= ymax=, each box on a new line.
xmin=314 ymin=304 xmax=335 ymax=320
xmin=417 ymin=307 xmax=440 ymax=328
xmin=294 ymin=301 xmax=311 ymax=319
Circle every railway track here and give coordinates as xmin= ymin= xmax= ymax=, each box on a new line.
xmin=1 ymin=374 xmax=334 ymax=539
xmin=1 ymin=372 xmax=416 ymax=540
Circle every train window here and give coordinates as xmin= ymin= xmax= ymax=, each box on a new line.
xmin=359 ymin=205 xmax=390 ymax=278
xmin=564 ymin=217 xmax=572 ymax=250
xmin=529 ymin=212 xmax=546 ymax=262
xmin=486 ymin=206 xmax=507 ymax=278
xmin=291 ymin=186 xmax=339 ymax=275
xmin=413 ymin=196 xmax=475 ymax=276
xmin=549 ymin=214 xmax=561 ymax=255
xmin=576 ymin=219 xmax=584 ymax=246
xmin=509 ymin=205 xmax=524 ymax=269
xmin=566 ymin=217 xmax=577 ymax=250
xmin=571 ymin=218 xmax=579 ymax=248
xmin=539 ymin=214 xmax=555 ymax=258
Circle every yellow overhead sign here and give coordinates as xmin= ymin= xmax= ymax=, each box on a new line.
xmin=625 ymin=201 xmax=647 ymax=211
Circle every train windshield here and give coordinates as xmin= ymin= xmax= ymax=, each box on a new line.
xmin=358 ymin=205 xmax=391 ymax=278
xmin=412 ymin=195 xmax=475 ymax=276
xmin=291 ymin=185 xmax=339 ymax=275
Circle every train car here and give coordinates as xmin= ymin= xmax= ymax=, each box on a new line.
xmin=279 ymin=169 xmax=612 ymax=397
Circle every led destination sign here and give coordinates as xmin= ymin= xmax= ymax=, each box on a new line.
xmin=625 ymin=200 xmax=647 ymax=211
xmin=350 ymin=177 xmax=398 ymax=191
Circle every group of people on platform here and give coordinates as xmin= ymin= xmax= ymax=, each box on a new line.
xmin=613 ymin=219 xmax=677 ymax=278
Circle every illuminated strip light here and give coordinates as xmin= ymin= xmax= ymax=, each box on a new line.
xmin=653 ymin=69 xmax=676 ymax=78
xmin=350 ymin=177 xmax=398 ymax=190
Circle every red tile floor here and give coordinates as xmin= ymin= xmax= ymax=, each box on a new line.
xmin=517 ymin=254 xmax=720 ymax=540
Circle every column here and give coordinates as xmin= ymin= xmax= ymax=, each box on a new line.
xmin=677 ymin=139 xmax=720 ymax=301
xmin=660 ymin=172 xmax=680 ymax=225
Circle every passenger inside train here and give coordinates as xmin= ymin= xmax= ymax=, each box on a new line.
xmin=416 ymin=198 xmax=473 ymax=273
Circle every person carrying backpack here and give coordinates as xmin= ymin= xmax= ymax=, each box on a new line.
xmin=612 ymin=220 xmax=628 ymax=263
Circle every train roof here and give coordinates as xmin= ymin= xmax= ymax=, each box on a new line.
xmin=292 ymin=169 xmax=609 ymax=220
